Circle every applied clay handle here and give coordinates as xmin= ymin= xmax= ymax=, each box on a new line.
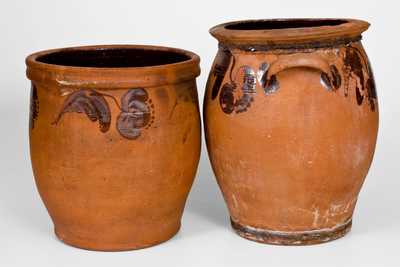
xmin=267 ymin=54 xmax=331 ymax=78
xmin=262 ymin=53 xmax=340 ymax=93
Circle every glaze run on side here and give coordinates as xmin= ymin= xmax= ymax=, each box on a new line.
xmin=210 ymin=48 xmax=233 ymax=100
xmin=29 ymin=83 xmax=39 ymax=129
xmin=343 ymin=45 xmax=377 ymax=111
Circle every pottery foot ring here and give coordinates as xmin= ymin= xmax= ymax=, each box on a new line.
xmin=205 ymin=19 xmax=377 ymax=245
xmin=230 ymin=218 xmax=352 ymax=245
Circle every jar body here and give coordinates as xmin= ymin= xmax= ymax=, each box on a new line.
xmin=27 ymin=45 xmax=201 ymax=251
xmin=204 ymin=40 xmax=378 ymax=245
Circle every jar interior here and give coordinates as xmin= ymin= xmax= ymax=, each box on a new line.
xmin=36 ymin=48 xmax=191 ymax=68
xmin=224 ymin=19 xmax=348 ymax=30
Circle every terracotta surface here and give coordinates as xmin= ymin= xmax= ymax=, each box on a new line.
xmin=26 ymin=45 xmax=201 ymax=251
xmin=204 ymin=19 xmax=378 ymax=245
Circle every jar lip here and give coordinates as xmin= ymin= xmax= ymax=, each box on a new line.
xmin=209 ymin=18 xmax=370 ymax=47
xmin=26 ymin=44 xmax=200 ymax=89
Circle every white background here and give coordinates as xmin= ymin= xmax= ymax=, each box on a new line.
xmin=1 ymin=0 xmax=399 ymax=266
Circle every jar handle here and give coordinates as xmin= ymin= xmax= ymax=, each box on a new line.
xmin=261 ymin=53 xmax=341 ymax=94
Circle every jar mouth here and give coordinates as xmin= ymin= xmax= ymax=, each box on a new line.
xmin=210 ymin=18 xmax=370 ymax=47
xmin=26 ymin=45 xmax=200 ymax=89
xmin=224 ymin=19 xmax=348 ymax=31
xmin=34 ymin=47 xmax=192 ymax=68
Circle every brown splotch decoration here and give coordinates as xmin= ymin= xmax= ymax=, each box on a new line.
xmin=176 ymin=81 xmax=199 ymax=104
xmin=343 ymin=46 xmax=377 ymax=111
xmin=320 ymin=65 xmax=342 ymax=91
xmin=219 ymin=65 xmax=257 ymax=114
xmin=330 ymin=65 xmax=342 ymax=89
xmin=53 ymin=89 xmax=111 ymax=132
xmin=219 ymin=82 xmax=236 ymax=114
xmin=366 ymin=74 xmax=377 ymax=111
xmin=116 ymin=88 xmax=153 ymax=140
xmin=29 ymin=83 xmax=39 ymax=130
xmin=210 ymin=48 xmax=233 ymax=100
xmin=258 ymin=62 xmax=279 ymax=95
xmin=218 ymin=59 xmax=347 ymax=115
xmin=263 ymin=75 xmax=279 ymax=95
xmin=234 ymin=66 xmax=256 ymax=113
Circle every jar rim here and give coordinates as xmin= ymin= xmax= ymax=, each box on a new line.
xmin=26 ymin=45 xmax=200 ymax=89
xmin=210 ymin=18 xmax=370 ymax=47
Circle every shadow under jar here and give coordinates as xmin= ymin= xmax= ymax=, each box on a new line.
xmin=26 ymin=45 xmax=201 ymax=251
xmin=204 ymin=19 xmax=378 ymax=245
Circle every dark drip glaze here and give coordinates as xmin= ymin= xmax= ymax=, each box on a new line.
xmin=210 ymin=48 xmax=233 ymax=100
xmin=343 ymin=45 xmax=376 ymax=111
xmin=29 ymin=83 xmax=39 ymax=130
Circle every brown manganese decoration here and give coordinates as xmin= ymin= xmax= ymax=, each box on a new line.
xmin=53 ymin=88 xmax=154 ymax=140
xmin=26 ymin=45 xmax=201 ymax=251
xmin=117 ymin=88 xmax=153 ymax=140
xmin=29 ymin=83 xmax=39 ymax=129
xmin=204 ymin=19 xmax=378 ymax=245
xmin=53 ymin=89 xmax=111 ymax=133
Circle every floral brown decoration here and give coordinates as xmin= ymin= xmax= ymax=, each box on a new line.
xmin=215 ymin=48 xmax=376 ymax=114
xmin=53 ymin=88 xmax=154 ymax=140
xmin=116 ymin=88 xmax=152 ymax=140
xmin=53 ymin=89 xmax=111 ymax=132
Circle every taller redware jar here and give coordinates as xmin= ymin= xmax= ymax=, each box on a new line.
xmin=26 ymin=45 xmax=201 ymax=251
xmin=204 ymin=19 xmax=378 ymax=245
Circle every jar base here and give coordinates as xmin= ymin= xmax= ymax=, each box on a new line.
xmin=54 ymin=224 xmax=181 ymax=251
xmin=230 ymin=218 xmax=352 ymax=245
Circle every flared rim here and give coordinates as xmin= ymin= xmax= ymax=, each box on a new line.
xmin=26 ymin=45 xmax=200 ymax=89
xmin=210 ymin=18 xmax=370 ymax=47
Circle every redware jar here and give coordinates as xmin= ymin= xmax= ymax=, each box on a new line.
xmin=204 ymin=19 xmax=378 ymax=245
xmin=26 ymin=45 xmax=201 ymax=251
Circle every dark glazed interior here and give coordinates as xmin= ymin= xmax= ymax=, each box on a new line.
xmin=36 ymin=48 xmax=192 ymax=68
xmin=225 ymin=19 xmax=348 ymax=30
